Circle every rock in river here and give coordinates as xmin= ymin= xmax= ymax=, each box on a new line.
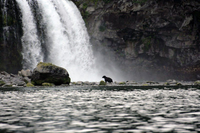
xmin=31 ymin=62 xmax=71 ymax=85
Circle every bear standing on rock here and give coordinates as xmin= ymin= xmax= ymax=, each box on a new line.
xmin=102 ymin=76 xmax=113 ymax=83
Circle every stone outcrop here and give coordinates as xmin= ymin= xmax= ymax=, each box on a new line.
xmin=73 ymin=0 xmax=200 ymax=81
xmin=31 ymin=62 xmax=71 ymax=85
xmin=0 ymin=0 xmax=23 ymax=73
xmin=0 ymin=0 xmax=199 ymax=81
xmin=0 ymin=71 xmax=26 ymax=87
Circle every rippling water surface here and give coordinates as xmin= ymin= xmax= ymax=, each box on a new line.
xmin=0 ymin=86 xmax=200 ymax=133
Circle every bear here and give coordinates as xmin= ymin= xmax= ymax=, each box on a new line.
xmin=102 ymin=76 xmax=113 ymax=83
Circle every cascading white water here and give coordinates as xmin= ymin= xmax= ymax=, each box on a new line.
xmin=17 ymin=0 xmax=101 ymax=81
xmin=16 ymin=0 xmax=43 ymax=70
xmin=52 ymin=0 xmax=95 ymax=69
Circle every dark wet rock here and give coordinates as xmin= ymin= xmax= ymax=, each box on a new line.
xmin=23 ymin=76 xmax=31 ymax=83
xmin=146 ymin=81 xmax=159 ymax=84
xmin=0 ymin=0 xmax=23 ymax=73
xmin=72 ymin=0 xmax=200 ymax=81
xmin=31 ymin=62 xmax=71 ymax=85
xmin=0 ymin=71 xmax=26 ymax=87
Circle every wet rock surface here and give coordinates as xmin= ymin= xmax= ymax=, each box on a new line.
xmin=0 ymin=70 xmax=199 ymax=89
xmin=31 ymin=62 xmax=71 ymax=86
xmin=72 ymin=0 xmax=200 ymax=81
xmin=0 ymin=0 xmax=23 ymax=73
xmin=0 ymin=71 xmax=26 ymax=87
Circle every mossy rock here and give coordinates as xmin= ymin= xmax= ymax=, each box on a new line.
xmin=31 ymin=62 xmax=71 ymax=85
xmin=0 ymin=80 xmax=5 ymax=86
xmin=194 ymin=80 xmax=200 ymax=85
xmin=26 ymin=82 xmax=34 ymax=87
xmin=119 ymin=82 xmax=126 ymax=85
xmin=3 ymin=84 xmax=12 ymax=87
xmin=163 ymin=82 xmax=170 ymax=86
xmin=42 ymin=83 xmax=55 ymax=87
xmin=99 ymin=80 xmax=106 ymax=85
xmin=176 ymin=82 xmax=182 ymax=86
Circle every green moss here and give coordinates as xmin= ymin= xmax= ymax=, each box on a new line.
xmin=119 ymin=82 xmax=126 ymax=85
xmin=72 ymin=82 xmax=76 ymax=85
xmin=37 ymin=62 xmax=56 ymax=67
xmin=176 ymin=83 xmax=182 ymax=86
xmin=99 ymin=25 xmax=106 ymax=32
xmin=3 ymin=14 xmax=16 ymax=26
xmin=42 ymin=83 xmax=55 ymax=87
xmin=74 ymin=1 xmax=81 ymax=6
xmin=31 ymin=81 xmax=35 ymax=85
xmin=164 ymin=82 xmax=170 ymax=86
xmin=26 ymin=82 xmax=34 ymax=87
xmin=142 ymin=36 xmax=152 ymax=52
xmin=0 ymin=80 xmax=5 ymax=86
xmin=82 ymin=3 xmax=88 ymax=10
xmin=194 ymin=80 xmax=200 ymax=85
xmin=99 ymin=80 xmax=106 ymax=85
xmin=63 ymin=77 xmax=71 ymax=84
xmin=82 ymin=11 xmax=90 ymax=20
xmin=3 ymin=85 xmax=12 ymax=87
xmin=23 ymin=79 xmax=29 ymax=84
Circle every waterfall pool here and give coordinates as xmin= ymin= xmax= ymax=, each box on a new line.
xmin=0 ymin=86 xmax=200 ymax=133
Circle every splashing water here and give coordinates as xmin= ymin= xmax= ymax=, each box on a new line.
xmin=17 ymin=0 xmax=101 ymax=81
xmin=16 ymin=0 xmax=43 ymax=70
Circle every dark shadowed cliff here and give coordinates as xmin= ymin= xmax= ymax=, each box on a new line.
xmin=72 ymin=0 xmax=200 ymax=81
xmin=0 ymin=0 xmax=199 ymax=81
xmin=0 ymin=0 xmax=22 ymax=73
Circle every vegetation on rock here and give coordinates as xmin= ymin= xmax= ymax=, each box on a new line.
xmin=194 ymin=81 xmax=200 ymax=86
xmin=26 ymin=82 xmax=34 ymax=87
xmin=0 ymin=80 xmax=5 ymax=86
xmin=42 ymin=83 xmax=55 ymax=87
xmin=99 ymin=80 xmax=106 ymax=85
xmin=31 ymin=62 xmax=71 ymax=86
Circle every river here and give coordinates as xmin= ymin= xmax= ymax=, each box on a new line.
xmin=0 ymin=86 xmax=200 ymax=133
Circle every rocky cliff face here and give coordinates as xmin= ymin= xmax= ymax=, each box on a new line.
xmin=0 ymin=0 xmax=23 ymax=73
xmin=73 ymin=0 xmax=200 ymax=81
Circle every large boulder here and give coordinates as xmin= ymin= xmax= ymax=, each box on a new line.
xmin=31 ymin=62 xmax=71 ymax=85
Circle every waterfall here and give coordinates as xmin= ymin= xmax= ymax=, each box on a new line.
xmin=16 ymin=0 xmax=43 ymax=70
xmin=16 ymin=0 xmax=100 ymax=81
